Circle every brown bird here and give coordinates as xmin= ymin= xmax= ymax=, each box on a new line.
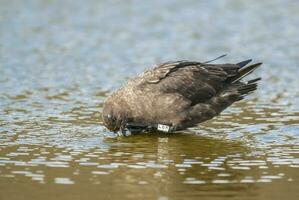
xmin=102 ymin=56 xmax=262 ymax=135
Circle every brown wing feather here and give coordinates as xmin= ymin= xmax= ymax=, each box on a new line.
xmin=140 ymin=61 xmax=241 ymax=105
xmin=140 ymin=60 xmax=202 ymax=83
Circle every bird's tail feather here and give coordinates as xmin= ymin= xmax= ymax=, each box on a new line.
xmin=237 ymin=81 xmax=258 ymax=96
xmin=208 ymin=61 xmax=262 ymax=114
xmin=228 ymin=62 xmax=262 ymax=83
xmin=209 ymin=76 xmax=261 ymax=112
xmin=236 ymin=59 xmax=252 ymax=68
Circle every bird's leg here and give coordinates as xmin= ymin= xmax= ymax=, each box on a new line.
xmin=123 ymin=122 xmax=152 ymax=135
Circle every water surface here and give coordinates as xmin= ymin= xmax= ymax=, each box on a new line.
xmin=1 ymin=0 xmax=299 ymax=199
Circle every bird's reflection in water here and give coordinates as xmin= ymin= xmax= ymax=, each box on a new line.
xmin=157 ymin=137 xmax=170 ymax=162
xmin=102 ymin=133 xmax=262 ymax=198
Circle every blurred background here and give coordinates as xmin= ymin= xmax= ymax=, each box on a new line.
xmin=0 ymin=0 xmax=299 ymax=200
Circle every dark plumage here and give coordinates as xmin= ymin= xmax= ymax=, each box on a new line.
xmin=102 ymin=58 xmax=262 ymax=135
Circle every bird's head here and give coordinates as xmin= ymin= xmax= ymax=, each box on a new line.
xmin=102 ymin=101 xmax=125 ymax=132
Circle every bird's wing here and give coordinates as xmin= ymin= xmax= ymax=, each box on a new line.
xmin=139 ymin=60 xmax=202 ymax=83
xmin=139 ymin=60 xmax=244 ymax=105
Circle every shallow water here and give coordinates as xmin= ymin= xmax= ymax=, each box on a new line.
xmin=1 ymin=0 xmax=299 ymax=199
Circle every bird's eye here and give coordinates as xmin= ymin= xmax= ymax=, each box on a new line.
xmin=106 ymin=114 xmax=116 ymax=122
